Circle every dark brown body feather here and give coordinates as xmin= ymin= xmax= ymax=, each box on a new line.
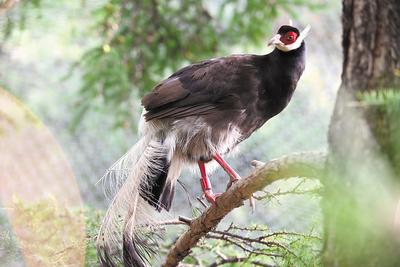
xmin=142 ymin=45 xmax=305 ymax=146
xmin=140 ymin=44 xmax=305 ymax=216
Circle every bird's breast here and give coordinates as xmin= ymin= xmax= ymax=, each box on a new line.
xmin=170 ymin=116 xmax=243 ymax=163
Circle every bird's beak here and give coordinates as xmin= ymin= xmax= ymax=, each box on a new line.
xmin=268 ymin=34 xmax=283 ymax=46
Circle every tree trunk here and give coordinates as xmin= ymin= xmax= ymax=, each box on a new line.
xmin=341 ymin=0 xmax=400 ymax=91
xmin=323 ymin=0 xmax=400 ymax=266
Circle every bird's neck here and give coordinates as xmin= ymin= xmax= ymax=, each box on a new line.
xmin=269 ymin=42 xmax=305 ymax=83
xmin=273 ymin=42 xmax=305 ymax=71
xmin=256 ymin=43 xmax=306 ymax=117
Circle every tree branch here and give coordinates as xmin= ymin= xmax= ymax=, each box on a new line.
xmin=208 ymin=256 xmax=276 ymax=267
xmin=162 ymin=152 xmax=326 ymax=267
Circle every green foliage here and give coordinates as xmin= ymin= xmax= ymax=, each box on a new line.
xmin=6 ymin=197 xmax=86 ymax=267
xmin=84 ymin=207 xmax=104 ymax=267
xmin=1 ymin=0 xmax=43 ymax=39
xmin=0 ymin=198 xmax=104 ymax=267
xmin=357 ymin=89 xmax=400 ymax=175
xmin=357 ymin=89 xmax=400 ymax=105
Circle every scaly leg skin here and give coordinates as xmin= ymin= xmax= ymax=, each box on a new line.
xmin=213 ymin=153 xmax=241 ymax=189
xmin=198 ymin=161 xmax=221 ymax=204
xmin=213 ymin=152 xmax=241 ymax=186
xmin=213 ymin=152 xmax=256 ymax=212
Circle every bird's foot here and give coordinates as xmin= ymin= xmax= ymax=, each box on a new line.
xmin=225 ymin=178 xmax=256 ymax=211
xmin=226 ymin=177 xmax=240 ymax=190
xmin=203 ymin=190 xmax=222 ymax=205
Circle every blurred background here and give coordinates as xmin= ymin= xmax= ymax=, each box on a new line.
xmin=0 ymin=0 xmax=341 ymax=266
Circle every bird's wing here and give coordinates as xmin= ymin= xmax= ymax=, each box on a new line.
xmin=141 ymin=56 xmax=256 ymax=121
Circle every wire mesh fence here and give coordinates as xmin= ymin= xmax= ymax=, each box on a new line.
xmin=0 ymin=2 xmax=342 ymax=266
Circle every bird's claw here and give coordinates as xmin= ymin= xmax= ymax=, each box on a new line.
xmin=203 ymin=190 xmax=222 ymax=205
xmin=226 ymin=178 xmax=239 ymax=190
xmin=226 ymin=178 xmax=255 ymax=211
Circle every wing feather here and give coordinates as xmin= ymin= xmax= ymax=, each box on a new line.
xmin=141 ymin=78 xmax=190 ymax=110
xmin=144 ymin=104 xmax=217 ymax=121
xmin=141 ymin=56 xmax=256 ymax=121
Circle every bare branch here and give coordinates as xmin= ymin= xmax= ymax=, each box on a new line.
xmin=254 ymin=187 xmax=322 ymax=201
xmin=206 ymin=230 xmax=302 ymax=264
xmin=208 ymin=256 xmax=276 ymax=267
xmin=162 ymin=152 xmax=326 ymax=267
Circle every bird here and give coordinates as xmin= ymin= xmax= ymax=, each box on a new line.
xmin=97 ymin=22 xmax=310 ymax=267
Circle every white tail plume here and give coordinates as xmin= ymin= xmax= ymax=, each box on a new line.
xmin=96 ymin=135 xmax=180 ymax=267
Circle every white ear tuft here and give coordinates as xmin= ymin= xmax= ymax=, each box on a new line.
xmin=300 ymin=24 xmax=311 ymax=39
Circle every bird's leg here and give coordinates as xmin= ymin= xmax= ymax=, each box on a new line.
xmin=213 ymin=152 xmax=256 ymax=211
xmin=213 ymin=152 xmax=241 ymax=187
xmin=198 ymin=161 xmax=220 ymax=204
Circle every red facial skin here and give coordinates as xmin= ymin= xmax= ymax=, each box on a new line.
xmin=280 ymin=31 xmax=298 ymax=45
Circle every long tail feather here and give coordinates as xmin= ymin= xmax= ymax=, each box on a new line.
xmin=99 ymin=137 xmax=151 ymax=199
xmin=97 ymin=135 xmax=182 ymax=267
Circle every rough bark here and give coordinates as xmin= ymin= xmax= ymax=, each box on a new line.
xmin=341 ymin=0 xmax=400 ymax=90
xmin=323 ymin=0 xmax=400 ymax=266
xmin=162 ymin=152 xmax=326 ymax=267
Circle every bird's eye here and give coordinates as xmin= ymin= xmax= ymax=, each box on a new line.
xmin=279 ymin=31 xmax=297 ymax=45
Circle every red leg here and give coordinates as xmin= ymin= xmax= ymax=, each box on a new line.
xmin=198 ymin=161 xmax=220 ymax=204
xmin=213 ymin=153 xmax=256 ymax=211
xmin=213 ymin=152 xmax=241 ymax=182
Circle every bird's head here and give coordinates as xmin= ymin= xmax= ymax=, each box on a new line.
xmin=268 ymin=21 xmax=311 ymax=52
